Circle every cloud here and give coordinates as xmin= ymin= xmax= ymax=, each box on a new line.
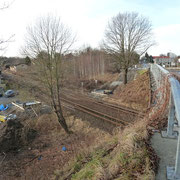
xmin=149 ymin=24 xmax=180 ymax=55
xmin=0 ymin=0 xmax=180 ymax=56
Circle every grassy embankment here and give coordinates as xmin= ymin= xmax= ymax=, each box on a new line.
xmin=54 ymin=118 xmax=155 ymax=180
xmin=2 ymin=70 xmax=158 ymax=180
xmin=53 ymin=70 xmax=156 ymax=180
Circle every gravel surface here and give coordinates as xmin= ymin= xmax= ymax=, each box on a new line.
xmin=0 ymin=97 xmax=17 ymax=105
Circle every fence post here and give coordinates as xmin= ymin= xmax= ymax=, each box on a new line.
xmin=167 ymin=132 xmax=180 ymax=179
xmin=174 ymin=133 xmax=180 ymax=178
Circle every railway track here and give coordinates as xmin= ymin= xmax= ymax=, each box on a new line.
xmin=61 ymin=97 xmax=129 ymax=126
xmin=60 ymin=89 xmax=143 ymax=126
xmin=3 ymin=72 xmax=143 ymax=126
xmin=61 ymin=88 xmax=142 ymax=115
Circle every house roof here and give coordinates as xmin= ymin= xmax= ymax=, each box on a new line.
xmin=152 ymin=56 xmax=170 ymax=59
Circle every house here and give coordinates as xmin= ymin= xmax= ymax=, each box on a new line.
xmin=10 ymin=64 xmax=28 ymax=73
xmin=152 ymin=55 xmax=175 ymax=67
xmin=1 ymin=56 xmax=30 ymax=67
xmin=174 ymin=57 xmax=180 ymax=67
xmin=0 ymin=56 xmax=31 ymax=72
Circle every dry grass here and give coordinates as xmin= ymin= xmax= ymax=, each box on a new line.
xmin=94 ymin=73 xmax=119 ymax=82
xmin=1 ymin=69 xmax=161 ymax=180
xmin=106 ymin=70 xmax=150 ymax=111
xmin=54 ymin=118 xmax=155 ymax=180
xmin=0 ymin=112 xmax=113 ymax=180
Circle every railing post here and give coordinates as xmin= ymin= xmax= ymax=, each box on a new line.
xmin=167 ymin=133 xmax=180 ymax=179
xmin=161 ymin=93 xmax=178 ymax=138
xmin=174 ymin=133 xmax=180 ymax=178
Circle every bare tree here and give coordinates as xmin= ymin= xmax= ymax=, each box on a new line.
xmin=73 ymin=47 xmax=107 ymax=79
xmin=0 ymin=0 xmax=14 ymax=10
xmin=103 ymin=12 xmax=155 ymax=84
xmin=23 ymin=15 xmax=76 ymax=134
xmin=0 ymin=0 xmax=15 ymax=52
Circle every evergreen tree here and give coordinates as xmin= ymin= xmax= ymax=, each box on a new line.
xmin=25 ymin=56 xmax=31 ymax=65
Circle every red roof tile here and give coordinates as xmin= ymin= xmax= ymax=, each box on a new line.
xmin=152 ymin=56 xmax=169 ymax=59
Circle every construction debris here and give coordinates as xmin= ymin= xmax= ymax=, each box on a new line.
xmin=0 ymin=115 xmax=5 ymax=122
xmin=5 ymin=114 xmax=17 ymax=121
xmin=23 ymin=101 xmax=41 ymax=108
xmin=0 ymin=118 xmax=24 ymax=153
xmin=12 ymin=102 xmax=24 ymax=111
xmin=0 ymin=104 xmax=9 ymax=111
xmin=12 ymin=101 xmax=41 ymax=110
xmin=39 ymin=105 xmax=52 ymax=114
xmin=90 ymin=89 xmax=113 ymax=97
xmin=0 ymin=114 xmax=17 ymax=123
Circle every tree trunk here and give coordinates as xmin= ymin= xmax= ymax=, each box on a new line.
xmin=56 ymin=111 xmax=70 ymax=134
xmin=123 ymin=68 xmax=128 ymax=84
xmin=51 ymin=95 xmax=70 ymax=134
xmin=56 ymin=97 xmax=71 ymax=134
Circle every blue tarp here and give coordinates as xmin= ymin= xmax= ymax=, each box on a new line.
xmin=0 ymin=104 xmax=8 ymax=111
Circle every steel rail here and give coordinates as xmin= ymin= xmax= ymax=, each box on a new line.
xmin=61 ymin=90 xmax=142 ymax=116
xmin=61 ymin=97 xmax=131 ymax=126
xmin=3 ymin=72 xmax=135 ymax=126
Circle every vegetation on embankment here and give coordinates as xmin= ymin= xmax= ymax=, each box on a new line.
xmin=109 ymin=69 xmax=151 ymax=111
xmin=54 ymin=117 xmax=156 ymax=180
xmin=52 ymin=71 xmax=158 ymax=180
xmin=1 ymin=69 xmax=159 ymax=180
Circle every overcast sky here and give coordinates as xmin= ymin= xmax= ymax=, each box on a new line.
xmin=0 ymin=0 xmax=180 ymax=57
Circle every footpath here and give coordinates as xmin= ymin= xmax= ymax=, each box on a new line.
xmin=151 ymin=132 xmax=177 ymax=180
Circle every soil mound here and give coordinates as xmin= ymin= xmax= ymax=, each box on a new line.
xmin=112 ymin=70 xmax=150 ymax=111
xmin=0 ymin=118 xmax=36 ymax=153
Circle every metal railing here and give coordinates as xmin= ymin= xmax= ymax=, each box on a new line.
xmin=151 ymin=64 xmax=180 ymax=179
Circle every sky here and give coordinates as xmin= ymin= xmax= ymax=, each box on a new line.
xmin=0 ymin=0 xmax=180 ymax=57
